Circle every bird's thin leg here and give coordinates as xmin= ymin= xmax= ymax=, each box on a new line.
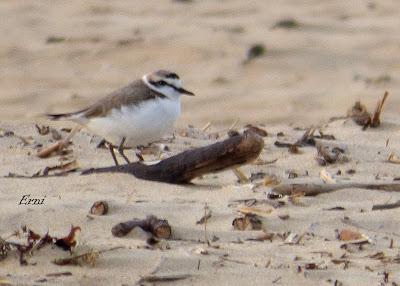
xmin=107 ymin=142 xmax=119 ymax=166
xmin=135 ymin=145 xmax=144 ymax=162
xmin=118 ymin=137 xmax=131 ymax=164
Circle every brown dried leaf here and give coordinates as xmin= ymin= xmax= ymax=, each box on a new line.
xmin=338 ymin=229 xmax=362 ymax=241
xmin=55 ymin=226 xmax=81 ymax=252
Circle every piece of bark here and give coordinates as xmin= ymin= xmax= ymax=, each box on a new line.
xmin=272 ymin=182 xmax=400 ymax=196
xmin=111 ymin=215 xmax=171 ymax=239
xmin=89 ymin=201 xmax=109 ymax=215
xmin=82 ymin=131 xmax=264 ymax=184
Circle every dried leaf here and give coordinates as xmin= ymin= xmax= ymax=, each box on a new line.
xmin=338 ymin=229 xmax=362 ymax=241
xmin=316 ymin=144 xmax=349 ymax=165
xmin=387 ymin=153 xmax=400 ymax=164
xmin=55 ymin=226 xmax=81 ymax=252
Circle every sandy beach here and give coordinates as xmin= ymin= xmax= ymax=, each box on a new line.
xmin=1 ymin=1 xmax=400 ymax=285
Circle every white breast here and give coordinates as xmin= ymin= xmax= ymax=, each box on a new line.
xmin=85 ymin=98 xmax=180 ymax=147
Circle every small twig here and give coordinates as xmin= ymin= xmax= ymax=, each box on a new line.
xmin=372 ymin=200 xmax=400 ymax=211
xmin=37 ymin=126 xmax=81 ymax=158
xmin=52 ymin=246 xmax=123 ymax=266
xmin=204 ymin=203 xmax=209 ymax=245
xmin=201 ymin=122 xmax=212 ymax=132
xmin=272 ymin=182 xmax=400 ymax=196
xmin=232 ymin=167 xmax=250 ymax=184
xmin=136 ymin=274 xmax=191 ymax=284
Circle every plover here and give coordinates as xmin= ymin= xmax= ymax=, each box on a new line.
xmin=47 ymin=70 xmax=194 ymax=165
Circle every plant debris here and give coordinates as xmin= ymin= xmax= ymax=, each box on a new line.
xmin=244 ymin=124 xmax=268 ymax=137
xmin=387 ymin=153 xmax=400 ymax=164
xmin=196 ymin=208 xmax=212 ymax=225
xmin=315 ymin=144 xmax=349 ymax=165
xmin=274 ymin=128 xmax=327 ymax=152
xmin=111 ymin=215 xmax=171 ymax=239
xmin=238 ymin=206 xmax=272 ymax=217
xmin=348 ymin=91 xmax=389 ymax=129
xmin=89 ymin=201 xmax=109 ymax=215
xmin=53 ymin=246 xmax=122 ymax=266
xmin=137 ymin=273 xmax=191 ymax=284
xmin=37 ymin=140 xmax=70 ymax=158
xmin=0 ymin=237 xmax=11 ymax=261
xmin=232 ymin=214 xmax=262 ymax=230
xmin=372 ymin=200 xmax=400 ymax=211
xmin=46 ymin=36 xmax=66 ymax=44
xmin=337 ymin=229 xmax=362 ymax=241
xmin=4 ymin=226 xmax=55 ymax=265
xmin=319 ymin=169 xmax=336 ymax=184
xmin=35 ymin=124 xmax=50 ymax=135
xmin=272 ymin=18 xmax=300 ymax=29
xmin=5 ymin=160 xmax=78 ymax=178
xmin=42 ymin=160 xmax=79 ymax=176
xmin=55 ymin=225 xmax=81 ymax=252
xmin=243 ymin=43 xmax=266 ymax=63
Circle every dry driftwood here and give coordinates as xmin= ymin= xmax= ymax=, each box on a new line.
xmin=111 ymin=215 xmax=171 ymax=239
xmin=272 ymin=182 xmax=400 ymax=196
xmin=82 ymin=131 xmax=264 ymax=183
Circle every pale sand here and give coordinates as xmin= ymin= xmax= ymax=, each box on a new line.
xmin=1 ymin=118 xmax=400 ymax=285
xmin=1 ymin=1 xmax=400 ymax=285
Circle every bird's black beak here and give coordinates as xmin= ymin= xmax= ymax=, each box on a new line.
xmin=177 ymin=87 xmax=195 ymax=96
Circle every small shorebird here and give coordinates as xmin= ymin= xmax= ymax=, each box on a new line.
xmin=47 ymin=70 xmax=194 ymax=165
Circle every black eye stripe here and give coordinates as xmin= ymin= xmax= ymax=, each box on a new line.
xmin=150 ymin=80 xmax=177 ymax=90
xmin=166 ymin=73 xmax=179 ymax=79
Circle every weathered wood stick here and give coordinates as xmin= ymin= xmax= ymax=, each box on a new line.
xmin=111 ymin=215 xmax=171 ymax=239
xmin=272 ymin=182 xmax=400 ymax=196
xmin=82 ymin=131 xmax=264 ymax=183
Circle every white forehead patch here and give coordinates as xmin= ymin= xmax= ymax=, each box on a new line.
xmin=164 ymin=78 xmax=182 ymax=88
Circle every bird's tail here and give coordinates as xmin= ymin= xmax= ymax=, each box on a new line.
xmin=46 ymin=108 xmax=87 ymax=121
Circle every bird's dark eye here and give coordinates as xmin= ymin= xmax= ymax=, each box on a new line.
xmin=158 ymin=80 xmax=167 ymax=86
